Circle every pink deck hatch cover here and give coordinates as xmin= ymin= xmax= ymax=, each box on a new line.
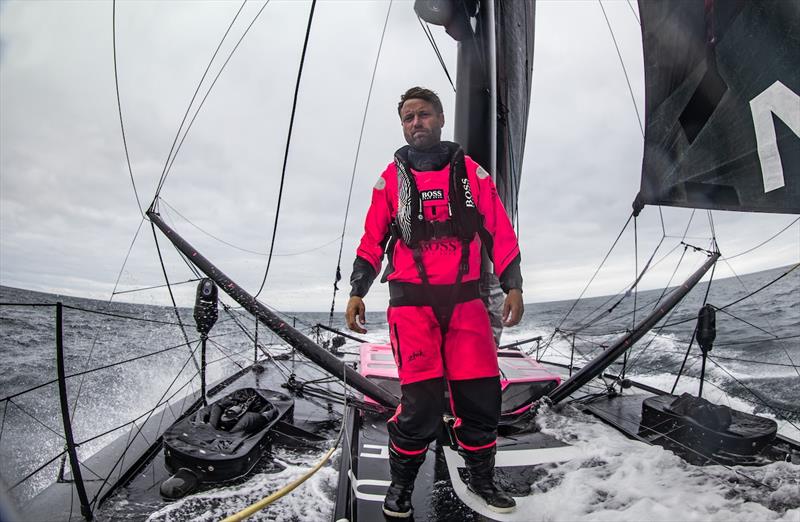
xmin=358 ymin=343 xmax=560 ymax=414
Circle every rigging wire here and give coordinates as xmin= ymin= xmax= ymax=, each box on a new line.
xmin=631 ymin=260 xmax=713 ymax=385
xmin=545 ymin=232 xmax=793 ymax=420
xmin=463 ymin=2 xmax=487 ymax=79
xmin=9 ymin=450 xmax=67 ymax=491
xmin=714 ymin=306 xmax=780 ymax=339
xmin=70 ymin=216 xmax=149 ymax=419
xmin=61 ymin=304 xmax=182 ymax=325
xmin=254 ymin=0 xmax=317 ymax=298
xmin=650 ymin=242 xmax=690 ymax=311
xmin=724 ymin=217 xmax=800 ymax=260
xmin=625 ymin=0 xmax=641 ymax=25
xmin=716 ymin=262 xmax=799 ymax=311
xmin=506 ymin=114 xmax=521 ymax=233
xmin=622 ymin=214 xmax=642 ymax=378
xmin=416 ymin=16 xmax=456 ymax=92
xmin=572 ymin=231 xmax=666 ymax=333
xmin=719 ymin=259 xmax=800 ymax=380
xmin=76 ymin=373 xmax=199 ymax=447
xmin=623 ymin=260 xmax=798 ymax=395
xmin=547 ymin=209 xmax=798 ymax=423
xmin=705 ymin=357 xmax=800 ymax=431
xmin=714 ymin=333 xmax=800 ymax=349
xmin=660 ymin=262 xmax=799 ymax=329
xmin=549 ymin=212 xmax=634 ymax=340
xmin=206 ymin=348 xmax=253 ymax=369
xmin=159 ymin=202 xmax=204 ymax=280
xmin=150 ymin=221 xmax=201 ymax=372
xmin=0 ymin=400 xmax=6 ymax=445
xmin=161 ymin=199 xmax=266 ymax=255
xmin=657 ymin=205 xmax=666 ymax=237
xmin=150 ymin=0 xmax=250 ymax=203
xmin=158 ymin=0 xmax=273 ymax=193
xmin=220 ymin=304 xmax=294 ymax=379
xmin=0 ymin=332 xmax=242 ymax=405
xmin=88 ymin=342 xmax=204 ymax=508
xmin=5 ymin=399 xmax=64 ymax=441
xmin=112 ymin=278 xmax=202 ymax=296
xmin=326 ymin=0 xmax=393 ymax=327
xmin=112 ymin=0 xmax=144 ymax=217
xmin=110 ymin=218 xmax=147 ymax=298
xmin=648 ymin=341 xmax=799 ymax=370
xmin=566 ymin=230 xmax=695 ymax=333
xmin=160 ymin=198 xmax=341 ymax=257
xmin=206 ymin=338 xmax=246 ymax=370
xmin=108 ymin=0 xmax=266 ymax=426
xmin=598 ymin=0 xmax=644 ymax=137
xmin=572 ymin=335 xmax=800 ymax=371
xmin=707 ymin=210 xmax=718 ymax=242
xmin=651 ymin=246 xmax=691 ymax=311
xmin=577 ymin=269 xmax=677 ymax=333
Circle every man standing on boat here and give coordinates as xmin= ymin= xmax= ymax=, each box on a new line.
xmin=346 ymin=87 xmax=523 ymax=517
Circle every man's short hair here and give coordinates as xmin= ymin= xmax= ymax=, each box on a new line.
xmin=398 ymin=87 xmax=444 ymax=116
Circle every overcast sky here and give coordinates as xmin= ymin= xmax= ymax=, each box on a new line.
xmin=1 ymin=0 xmax=797 ymax=312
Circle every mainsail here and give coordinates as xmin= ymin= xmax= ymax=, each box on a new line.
xmin=638 ymin=0 xmax=799 ymax=214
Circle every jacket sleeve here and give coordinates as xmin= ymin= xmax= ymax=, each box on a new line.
xmin=471 ymin=159 xmax=523 ymax=293
xmin=350 ymin=257 xmax=377 ymax=298
xmin=350 ymin=168 xmax=393 ymax=298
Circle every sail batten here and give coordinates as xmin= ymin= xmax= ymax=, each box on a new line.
xmin=638 ymin=0 xmax=799 ymax=214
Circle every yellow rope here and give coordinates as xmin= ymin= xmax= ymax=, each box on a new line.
xmin=220 ymin=441 xmax=339 ymax=522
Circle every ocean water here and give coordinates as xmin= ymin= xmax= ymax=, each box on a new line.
xmin=0 ymin=264 xmax=798 ymax=520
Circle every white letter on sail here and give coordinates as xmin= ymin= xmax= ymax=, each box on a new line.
xmin=749 ymin=81 xmax=800 ymax=193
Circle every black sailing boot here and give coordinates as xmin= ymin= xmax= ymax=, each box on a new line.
xmin=461 ymin=446 xmax=516 ymax=513
xmin=382 ymin=446 xmax=427 ymax=518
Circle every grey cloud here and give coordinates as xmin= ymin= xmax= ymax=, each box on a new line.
xmin=1 ymin=1 xmax=796 ymax=312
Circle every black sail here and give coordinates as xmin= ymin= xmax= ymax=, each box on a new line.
xmin=638 ymin=0 xmax=799 ymax=214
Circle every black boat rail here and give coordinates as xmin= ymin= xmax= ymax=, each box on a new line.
xmin=54 ymin=303 xmax=92 ymax=520
xmin=499 ymin=335 xmax=542 ymax=351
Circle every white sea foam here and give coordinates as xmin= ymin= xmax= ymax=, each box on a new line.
xmin=529 ymin=406 xmax=800 ymax=521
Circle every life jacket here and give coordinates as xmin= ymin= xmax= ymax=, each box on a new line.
xmin=393 ymin=141 xmax=480 ymax=248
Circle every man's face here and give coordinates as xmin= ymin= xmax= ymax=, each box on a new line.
xmin=400 ymin=98 xmax=445 ymax=149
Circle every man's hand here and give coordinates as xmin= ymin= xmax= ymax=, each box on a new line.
xmin=346 ymin=296 xmax=367 ymax=333
xmin=502 ymin=289 xmax=524 ymax=327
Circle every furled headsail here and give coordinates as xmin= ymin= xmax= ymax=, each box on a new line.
xmin=494 ymin=0 xmax=535 ymax=222
xmin=638 ymin=0 xmax=799 ymax=214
